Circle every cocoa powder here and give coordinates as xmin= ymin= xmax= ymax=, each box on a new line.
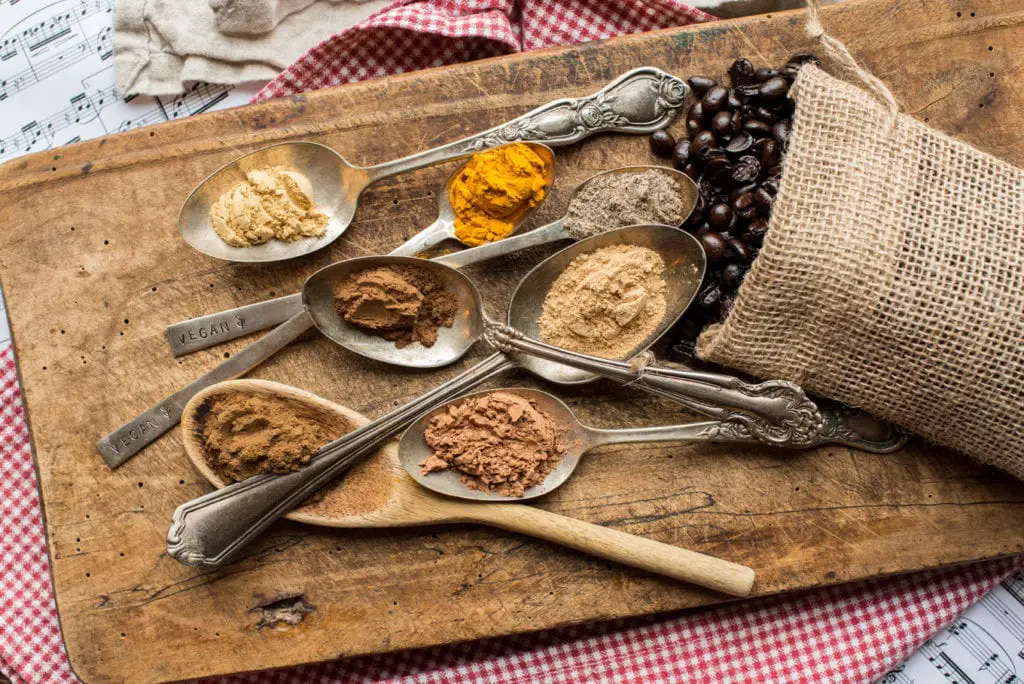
xmin=334 ymin=264 xmax=457 ymax=348
xmin=198 ymin=391 xmax=393 ymax=517
xmin=419 ymin=391 xmax=568 ymax=497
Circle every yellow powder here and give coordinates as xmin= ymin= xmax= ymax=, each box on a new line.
xmin=450 ymin=143 xmax=549 ymax=246
xmin=210 ymin=166 xmax=329 ymax=247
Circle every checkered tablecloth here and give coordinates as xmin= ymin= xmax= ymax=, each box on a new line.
xmin=3 ymin=1 xmax=1022 ymax=682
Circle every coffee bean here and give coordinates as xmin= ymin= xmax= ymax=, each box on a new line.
xmin=754 ymin=187 xmax=774 ymax=212
xmin=736 ymin=84 xmax=761 ymax=99
xmin=728 ymin=89 xmax=743 ymax=110
xmin=702 ymin=86 xmax=729 ymax=114
xmin=709 ymin=203 xmax=733 ymax=229
xmin=755 ymin=67 xmax=780 ymax=83
xmin=787 ymin=53 xmax=820 ymax=66
xmin=726 ymin=238 xmax=751 ymax=262
xmin=732 ymin=155 xmax=761 ymax=183
xmin=671 ymin=139 xmax=691 ymax=169
xmin=732 ymin=191 xmax=755 ymax=212
xmin=687 ymin=75 xmax=717 ymax=96
xmin=773 ymin=120 xmax=791 ymax=146
xmin=728 ymin=58 xmax=756 ymax=86
xmin=682 ymin=163 xmax=700 ymax=181
xmin=761 ymin=178 xmax=780 ymax=196
xmin=700 ymin=232 xmax=727 ymax=263
xmin=759 ymin=77 xmax=789 ymax=101
xmin=687 ymin=101 xmax=704 ymax=125
xmin=725 ymin=132 xmax=754 ymax=154
xmin=729 ymin=183 xmax=757 ymax=203
xmin=712 ymin=110 xmax=734 ymax=136
xmin=765 ymin=164 xmax=784 ymax=178
xmin=650 ymin=130 xmax=675 ymax=158
xmin=744 ymin=120 xmax=772 ymax=137
xmin=755 ymin=106 xmax=779 ymax=124
xmin=744 ymin=218 xmax=769 ymax=242
xmin=759 ymin=138 xmax=779 ymax=168
xmin=721 ymin=263 xmax=745 ymax=287
xmin=731 ymin=110 xmax=743 ymax=134
xmin=686 ymin=118 xmax=702 ymax=135
xmin=720 ymin=294 xmax=738 ymax=318
xmin=698 ymin=282 xmax=722 ymax=310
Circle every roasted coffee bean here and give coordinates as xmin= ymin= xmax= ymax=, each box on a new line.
xmin=761 ymin=178 xmax=780 ymax=196
xmin=729 ymin=182 xmax=757 ymax=203
xmin=731 ymin=110 xmax=744 ymax=134
xmin=691 ymin=129 xmax=717 ymax=153
xmin=744 ymin=218 xmax=769 ymax=241
xmin=728 ymin=58 xmax=756 ymax=86
xmin=712 ymin=110 xmax=734 ymax=136
xmin=755 ymin=67 xmax=779 ymax=82
xmin=686 ymin=101 xmax=704 ymax=125
xmin=649 ymin=130 xmax=676 ymax=158
xmin=765 ymin=164 xmax=784 ymax=179
xmin=702 ymin=85 xmax=729 ymax=114
xmin=736 ymin=84 xmax=761 ymax=99
xmin=744 ymin=119 xmax=772 ymax=137
xmin=682 ymin=163 xmax=700 ymax=181
xmin=773 ymin=120 xmax=791 ymax=146
xmin=726 ymin=238 xmax=751 ymax=262
xmin=728 ymin=89 xmax=743 ymax=110
xmin=699 ymin=232 xmax=727 ymax=263
xmin=720 ymin=294 xmax=738 ymax=318
xmin=759 ymin=77 xmax=789 ymax=101
xmin=737 ymin=202 xmax=759 ymax=220
xmin=671 ymin=139 xmax=691 ymax=168
xmin=721 ymin=263 xmax=745 ymax=287
xmin=759 ymin=138 xmax=779 ymax=168
xmin=698 ymin=282 xmax=722 ymax=310
xmin=787 ymin=53 xmax=821 ymax=66
xmin=687 ymin=75 xmax=717 ymax=96
xmin=732 ymin=191 xmax=755 ymax=212
xmin=754 ymin=187 xmax=774 ymax=212
xmin=732 ymin=155 xmax=761 ymax=183
xmin=725 ymin=131 xmax=754 ymax=155
xmin=686 ymin=118 xmax=702 ymax=135
xmin=755 ymin=106 xmax=779 ymax=124
xmin=709 ymin=203 xmax=733 ymax=229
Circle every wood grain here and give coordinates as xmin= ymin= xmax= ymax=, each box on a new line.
xmin=2 ymin=0 xmax=1024 ymax=680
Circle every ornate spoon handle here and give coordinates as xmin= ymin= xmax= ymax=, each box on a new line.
xmin=485 ymin=324 xmax=824 ymax=447
xmin=362 ymin=67 xmax=690 ymax=182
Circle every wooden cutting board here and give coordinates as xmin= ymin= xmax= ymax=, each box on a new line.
xmin=3 ymin=0 xmax=1024 ymax=680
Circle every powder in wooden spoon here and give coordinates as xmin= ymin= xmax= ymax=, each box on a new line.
xmin=420 ymin=391 xmax=568 ymax=497
xmin=198 ymin=391 xmax=393 ymax=518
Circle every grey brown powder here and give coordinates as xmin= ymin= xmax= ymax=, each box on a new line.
xmin=564 ymin=169 xmax=688 ymax=241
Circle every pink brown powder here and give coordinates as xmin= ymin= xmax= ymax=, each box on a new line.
xmin=419 ymin=391 xmax=568 ymax=497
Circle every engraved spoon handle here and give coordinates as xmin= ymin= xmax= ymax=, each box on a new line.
xmin=97 ymin=311 xmax=315 ymax=468
xmin=485 ymin=325 xmax=825 ymax=447
xmin=387 ymin=218 xmax=452 ymax=257
xmin=168 ymin=352 xmax=515 ymax=568
xmin=361 ymin=67 xmax=689 ymax=183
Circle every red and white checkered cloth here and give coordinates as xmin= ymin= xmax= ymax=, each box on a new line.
xmin=3 ymin=1 xmax=1022 ymax=682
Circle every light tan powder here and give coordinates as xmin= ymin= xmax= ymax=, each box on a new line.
xmin=210 ymin=166 xmax=328 ymax=247
xmin=538 ymin=244 xmax=667 ymax=359
xmin=420 ymin=391 xmax=568 ymax=497
xmin=199 ymin=391 xmax=393 ymax=518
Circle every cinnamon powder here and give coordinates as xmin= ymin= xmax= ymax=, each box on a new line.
xmin=198 ymin=392 xmax=393 ymax=517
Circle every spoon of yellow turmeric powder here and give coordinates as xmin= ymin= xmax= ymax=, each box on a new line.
xmin=389 ymin=142 xmax=555 ymax=257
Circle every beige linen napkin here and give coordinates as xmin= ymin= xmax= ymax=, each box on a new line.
xmin=114 ymin=0 xmax=390 ymax=96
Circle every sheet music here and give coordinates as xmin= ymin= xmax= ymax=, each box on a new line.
xmin=0 ymin=0 xmax=265 ymax=345
xmin=883 ymin=570 xmax=1024 ymax=684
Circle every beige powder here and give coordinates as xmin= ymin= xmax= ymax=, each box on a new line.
xmin=210 ymin=166 xmax=328 ymax=247
xmin=538 ymin=244 xmax=667 ymax=359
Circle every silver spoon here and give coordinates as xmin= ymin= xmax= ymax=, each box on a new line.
xmin=400 ymin=387 xmax=909 ymax=503
xmin=166 ymin=225 xmax=902 ymax=567
xmin=166 ymin=224 xmax=706 ymax=567
xmin=166 ymin=165 xmax=697 ymax=357
xmin=177 ymin=67 xmax=689 ymax=264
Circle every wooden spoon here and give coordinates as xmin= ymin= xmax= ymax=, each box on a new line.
xmin=181 ymin=379 xmax=756 ymax=597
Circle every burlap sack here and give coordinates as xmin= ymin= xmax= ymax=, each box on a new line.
xmin=696 ymin=64 xmax=1024 ymax=477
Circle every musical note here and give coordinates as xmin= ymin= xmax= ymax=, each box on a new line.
xmin=0 ymin=0 xmax=263 ymax=164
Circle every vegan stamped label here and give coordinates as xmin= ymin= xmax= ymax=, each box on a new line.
xmin=175 ymin=315 xmax=246 ymax=350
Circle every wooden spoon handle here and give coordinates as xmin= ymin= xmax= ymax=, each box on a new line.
xmin=465 ymin=504 xmax=755 ymax=597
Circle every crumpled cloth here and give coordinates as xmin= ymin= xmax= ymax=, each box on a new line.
xmin=8 ymin=2 xmax=1024 ymax=682
xmin=114 ymin=0 xmax=391 ymax=96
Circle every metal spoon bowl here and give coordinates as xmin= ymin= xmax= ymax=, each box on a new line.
xmin=301 ymin=223 xmax=706 ymax=379
xmin=179 ymin=142 xmax=355 ymax=263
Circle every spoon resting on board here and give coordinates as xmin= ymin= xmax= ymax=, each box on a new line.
xmin=179 ymin=379 xmax=756 ymax=597
xmin=166 ymin=165 xmax=697 ymax=357
xmin=177 ymin=67 xmax=689 ymax=264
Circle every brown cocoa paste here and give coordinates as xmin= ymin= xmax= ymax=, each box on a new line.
xmin=419 ymin=391 xmax=568 ymax=497
xmin=334 ymin=264 xmax=457 ymax=348
xmin=198 ymin=391 xmax=393 ymax=517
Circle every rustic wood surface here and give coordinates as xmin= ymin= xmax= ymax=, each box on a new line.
xmin=2 ymin=0 xmax=1024 ymax=680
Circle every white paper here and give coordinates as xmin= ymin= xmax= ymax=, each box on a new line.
xmin=0 ymin=0 xmax=265 ymax=345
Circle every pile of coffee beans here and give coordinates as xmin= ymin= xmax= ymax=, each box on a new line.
xmin=650 ymin=54 xmax=819 ymax=360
